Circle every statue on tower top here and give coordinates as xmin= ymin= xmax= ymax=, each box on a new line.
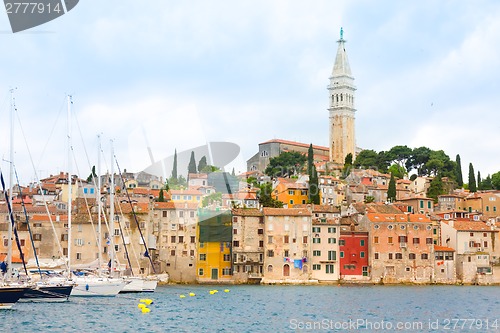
xmin=340 ymin=27 xmax=344 ymax=40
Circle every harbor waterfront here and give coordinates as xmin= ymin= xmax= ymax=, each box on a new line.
xmin=1 ymin=285 xmax=499 ymax=332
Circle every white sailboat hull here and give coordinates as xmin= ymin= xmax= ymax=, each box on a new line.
xmin=71 ymin=277 xmax=128 ymax=297
xmin=120 ymin=277 xmax=158 ymax=293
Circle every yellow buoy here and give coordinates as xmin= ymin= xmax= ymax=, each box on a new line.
xmin=189 ymin=292 xmax=195 ymax=297
xmin=224 ymin=289 xmax=230 ymax=293
xmin=213 ymin=290 xmax=218 ymax=293
xmin=209 ymin=290 xmax=216 ymax=295
xmin=140 ymin=298 xmax=154 ymax=305
xmin=179 ymin=294 xmax=186 ymax=298
xmin=141 ymin=307 xmax=151 ymax=313
xmin=138 ymin=303 xmax=146 ymax=309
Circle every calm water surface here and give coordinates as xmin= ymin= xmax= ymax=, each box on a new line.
xmin=1 ymin=285 xmax=499 ymax=332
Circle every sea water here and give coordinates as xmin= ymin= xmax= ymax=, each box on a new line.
xmin=1 ymin=285 xmax=499 ymax=332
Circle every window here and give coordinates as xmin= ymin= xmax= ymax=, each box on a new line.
xmin=409 ymin=253 xmax=416 ymax=260
xmin=190 ymin=250 xmax=194 ymax=257
xmin=374 ymin=253 xmax=379 ymax=260
xmin=62 ymin=248 xmax=68 ymax=256
xmin=470 ymin=232 xmax=474 ymax=237
xmin=360 ymin=252 xmax=365 ymax=258
xmin=170 ymin=236 xmax=176 ymax=243
xmin=483 ymin=233 xmax=487 ymax=237
xmin=339 ymin=240 xmax=345 ymax=246
xmin=427 ymin=201 xmax=431 ymax=209
xmin=421 ymin=253 xmax=428 ymax=260
xmin=199 ymin=242 xmax=205 ymax=248
xmin=75 ymin=238 xmax=84 ymax=246
xmin=313 ymin=238 xmax=321 ymax=244
xmin=178 ymin=211 xmax=184 ymax=218
xmin=199 ymin=254 xmax=206 ymax=261
xmin=178 ymin=236 xmax=184 ymax=243
xmin=313 ymin=264 xmax=321 ymax=270
xmin=233 ymin=241 xmax=239 ymax=247
xmin=191 ymin=236 xmax=196 ymax=243
xmin=258 ymin=229 xmax=264 ymax=235
xmin=61 ymin=234 xmax=68 ymax=241
xmin=268 ymin=224 xmax=273 ymax=231
xmin=303 ymin=236 xmax=308 ymax=244
xmin=284 ymin=235 xmax=289 ymax=243
xmin=115 ymin=244 xmax=120 ymax=252
xmin=388 ymin=253 xmax=393 ymax=260
xmin=413 ymin=238 xmax=420 ymax=244
xmin=360 ymin=240 xmax=365 ymax=246
xmin=267 ymin=250 xmax=274 ymax=257
xmin=76 ymin=253 xmax=82 ymax=260
xmin=289 ymin=200 xmax=294 ymax=205
xmin=362 ymin=266 xmax=368 ymax=277
xmin=374 ymin=236 xmax=379 ymax=244
xmin=233 ymin=228 xmax=238 ymax=235
xmin=328 ymin=238 xmax=336 ymax=244
xmin=259 ymin=240 xmax=264 ymax=247
xmin=312 ymin=227 xmax=321 ymax=233
xmin=388 ymin=237 xmax=393 ymax=244
xmin=328 ymin=227 xmax=336 ymax=233
xmin=199 ymin=268 xmax=204 ymax=276
xmin=325 ymin=264 xmax=335 ymax=274
xmin=288 ymin=190 xmax=294 ymax=195
xmin=395 ymin=253 xmax=403 ymax=259
xmin=222 ymin=268 xmax=231 ymax=276
xmin=426 ymin=238 xmax=433 ymax=244
xmin=268 ymin=236 xmax=273 ymax=244
xmin=34 ymin=234 xmax=42 ymax=241
xmin=284 ymin=250 xmax=289 ymax=257
xmin=162 ymin=211 xmax=167 ymax=218
xmin=223 ymin=254 xmax=231 ymax=261
xmin=313 ymin=250 xmax=321 ymax=256
xmin=484 ymin=241 xmax=488 ymax=248
xmin=328 ymin=251 xmax=336 ymax=261
xmin=340 ymin=251 xmax=344 ymax=258
xmin=399 ymin=236 xmax=407 ymax=243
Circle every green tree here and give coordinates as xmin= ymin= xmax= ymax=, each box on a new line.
xmin=387 ymin=145 xmax=412 ymax=172
xmin=387 ymin=173 xmax=396 ymax=202
xmin=171 ymin=149 xmax=178 ymax=180
xmin=365 ymin=196 xmax=375 ymax=203
xmin=455 ymin=154 xmax=463 ymax=187
xmin=308 ymin=164 xmax=320 ymax=204
xmin=198 ymin=156 xmax=208 ymax=173
xmin=188 ymin=151 xmax=197 ymax=174
xmin=406 ymin=147 xmax=431 ymax=176
xmin=246 ymin=176 xmax=259 ymax=188
xmin=200 ymin=165 xmax=221 ymax=173
xmin=158 ymin=189 xmax=165 ymax=202
xmin=491 ymin=171 xmax=500 ymax=190
xmin=87 ymin=165 xmax=97 ymax=183
xmin=264 ymin=151 xmax=306 ymax=178
xmin=427 ymin=175 xmax=445 ymax=203
xmin=388 ymin=164 xmax=406 ymax=179
xmin=353 ymin=149 xmax=378 ymax=169
xmin=258 ymin=183 xmax=283 ymax=208
xmin=307 ymin=144 xmax=314 ymax=175
xmin=202 ymin=192 xmax=222 ymax=207
xmin=477 ymin=171 xmax=482 ymax=191
xmin=343 ymin=153 xmax=353 ymax=177
xmin=468 ymin=163 xmax=477 ymax=192
xmin=481 ymin=174 xmax=493 ymax=190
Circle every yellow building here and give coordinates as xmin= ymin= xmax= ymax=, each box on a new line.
xmin=272 ymin=178 xmax=309 ymax=208
xmin=170 ymin=189 xmax=203 ymax=206
xmin=196 ymin=209 xmax=233 ymax=282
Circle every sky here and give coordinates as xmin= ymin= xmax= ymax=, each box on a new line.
xmin=0 ymin=0 xmax=500 ymax=184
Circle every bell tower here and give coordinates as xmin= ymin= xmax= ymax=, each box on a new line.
xmin=328 ymin=27 xmax=356 ymax=164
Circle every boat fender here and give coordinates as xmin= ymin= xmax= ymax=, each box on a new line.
xmin=85 ymin=284 xmax=89 ymax=291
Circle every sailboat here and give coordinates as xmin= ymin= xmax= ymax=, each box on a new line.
xmin=66 ymin=105 xmax=128 ymax=296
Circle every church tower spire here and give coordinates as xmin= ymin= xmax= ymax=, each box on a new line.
xmin=328 ymin=27 xmax=356 ymax=164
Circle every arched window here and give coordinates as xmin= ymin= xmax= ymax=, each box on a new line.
xmin=336 ymin=95 xmax=339 ymax=103
xmin=267 ymin=265 xmax=273 ymax=273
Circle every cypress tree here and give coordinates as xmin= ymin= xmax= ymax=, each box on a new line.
xmin=171 ymin=149 xmax=178 ymax=180
xmin=231 ymin=168 xmax=235 ymax=176
xmin=477 ymin=171 xmax=482 ymax=191
xmin=455 ymin=154 xmax=463 ymax=187
xmin=468 ymin=163 xmax=477 ymax=192
xmin=198 ymin=156 xmax=207 ymax=173
xmin=387 ymin=173 xmax=396 ymax=202
xmin=188 ymin=151 xmax=197 ymax=174
xmin=427 ymin=175 xmax=444 ymax=203
xmin=309 ymin=164 xmax=320 ymax=204
xmin=307 ymin=143 xmax=314 ymax=175
xmin=158 ymin=189 xmax=165 ymax=202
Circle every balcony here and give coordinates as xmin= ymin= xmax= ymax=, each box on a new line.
xmin=399 ymin=242 xmax=407 ymax=248
xmin=248 ymin=273 xmax=263 ymax=278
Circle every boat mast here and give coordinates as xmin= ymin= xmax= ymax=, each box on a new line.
xmin=109 ymin=140 xmax=115 ymax=275
xmin=97 ymin=134 xmax=102 ymax=274
xmin=7 ymin=88 xmax=15 ymax=279
xmin=67 ymin=95 xmax=73 ymax=278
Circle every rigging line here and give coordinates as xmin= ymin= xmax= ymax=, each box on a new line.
xmin=33 ymin=96 xmax=66 ymax=171
xmin=115 ymin=196 xmax=133 ymax=276
xmin=70 ymin=147 xmax=99 ymax=246
xmin=115 ymin=196 xmax=141 ymax=273
xmin=0 ymin=170 xmax=28 ymax=277
xmin=115 ymin=156 xmax=156 ymax=274
xmin=13 ymin=163 xmax=42 ymax=280
xmin=12 ymin=104 xmax=69 ymax=272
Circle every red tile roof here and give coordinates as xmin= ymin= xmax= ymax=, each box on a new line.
xmin=434 ymin=245 xmax=455 ymax=252
xmin=260 ymin=139 xmax=329 ymax=152
xmin=263 ymin=208 xmax=312 ymax=216
xmin=444 ymin=221 xmax=497 ymax=232
xmin=232 ymin=208 xmax=263 ymax=217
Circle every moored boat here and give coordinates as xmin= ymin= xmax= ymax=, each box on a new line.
xmin=0 ymin=286 xmax=30 ymax=309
